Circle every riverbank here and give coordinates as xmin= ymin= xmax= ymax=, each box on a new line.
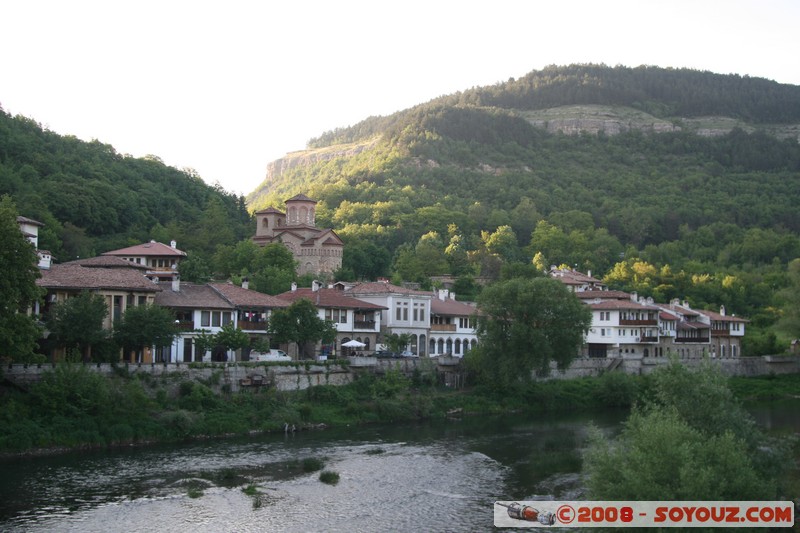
xmin=1 ymin=363 xmax=798 ymax=457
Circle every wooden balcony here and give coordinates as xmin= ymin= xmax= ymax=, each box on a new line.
xmin=640 ymin=335 xmax=659 ymax=343
xmin=238 ymin=320 xmax=267 ymax=331
xmin=431 ymin=324 xmax=457 ymax=332
xmin=353 ymin=320 xmax=377 ymax=330
xmin=675 ymin=335 xmax=710 ymax=343
xmin=711 ymin=329 xmax=731 ymax=337
xmin=620 ymin=319 xmax=658 ymax=326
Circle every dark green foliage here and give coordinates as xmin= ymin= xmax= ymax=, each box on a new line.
xmin=584 ymin=360 xmax=786 ymax=501
xmin=319 ymin=470 xmax=340 ymax=485
xmin=47 ymin=291 xmax=109 ymax=361
xmin=0 ymin=111 xmax=250 ymax=260
xmin=113 ymin=304 xmax=179 ymax=356
xmin=0 ymin=195 xmax=43 ymax=361
xmin=470 ymin=278 xmax=592 ymax=384
xmin=268 ymin=299 xmax=337 ymax=358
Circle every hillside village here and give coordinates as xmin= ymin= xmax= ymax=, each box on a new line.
xmin=20 ymin=194 xmax=747 ymax=368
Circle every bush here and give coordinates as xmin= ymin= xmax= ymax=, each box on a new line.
xmin=302 ymin=457 xmax=325 ymax=472
xmin=319 ymin=470 xmax=340 ymax=485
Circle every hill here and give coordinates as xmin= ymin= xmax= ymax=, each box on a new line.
xmin=0 ymin=109 xmax=252 ymax=261
xmin=245 ymin=65 xmax=800 ymax=350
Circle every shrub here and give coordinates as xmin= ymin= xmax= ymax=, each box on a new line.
xmin=319 ymin=470 xmax=340 ymax=485
xmin=302 ymin=457 xmax=325 ymax=472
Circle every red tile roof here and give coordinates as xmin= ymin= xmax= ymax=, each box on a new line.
xmin=431 ymin=298 xmax=479 ymax=316
xmin=345 ymin=281 xmax=431 ymax=297
xmin=37 ymin=261 xmax=161 ymax=292
xmin=208 ymin=282 xmax=290 ymax=308
xmin=277 ymin=288 xmax=386 ymax=309
xmin=103 ymin=241 xmax=187 ymax=257
xmin=154 ymin=282 xmax=233 ymax=309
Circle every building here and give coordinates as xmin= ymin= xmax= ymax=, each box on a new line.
xmin=36 ymin=256 xmax=162 ymax=360
xmin=102 ymin=240 xmax=187 ymax=281
xmin=344 ymin=280 xmax=433 ymax=356
xmin=17 ymin=215 xmax=51 ymax=269
xmin=155 ymin=278 xmax=290 ymax=362
xmin=276 ymin=281 xmax=386 ymax=357
xmin=428 ymin=289 xmax=479 ymax=357
xmin=555 ymin=271 xmax=747 ymax=360
xmin=252 ymin=194 xmax=344 ymax=278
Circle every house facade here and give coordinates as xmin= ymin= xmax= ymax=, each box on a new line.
xmin=17 ymin=215 xmax=51 ymax=269
xmin=155 ymin=279 xmax=290 ymax=362
xmin=557 ymin=272 xmax=747 ymax=360
xmin=252 ymin=194 xmax=344 ymax=278
xmin=103 ymin=240 xmax=187 ymax=281
xmin=36 ymin=256 xmax=162 ymax=360
xmin=428 ymin=289 xmax=479 ymax=357
xmin=344 ymin=280 xmax=433 ymax=356
xmin=276 ymin=282 xmax=386 ymax=357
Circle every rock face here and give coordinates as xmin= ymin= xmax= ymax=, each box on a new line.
xmin=265 ymin=139 xmax=378 ymax=181
xmin=529 ymin=117 xmax=680 ymax=135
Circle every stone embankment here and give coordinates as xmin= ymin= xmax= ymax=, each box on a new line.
xmin=3 ymin=355 xmax=798 ymax=393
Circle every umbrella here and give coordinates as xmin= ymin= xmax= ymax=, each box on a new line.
xmin=342 ymin=340 xmax=366 ymax=348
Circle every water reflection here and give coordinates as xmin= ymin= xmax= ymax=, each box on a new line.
xmin=0 ymin=403 xmax=794 ymax=532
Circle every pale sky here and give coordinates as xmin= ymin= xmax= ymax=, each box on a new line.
xmin=2 ymin=0 xmax=798 ymax=196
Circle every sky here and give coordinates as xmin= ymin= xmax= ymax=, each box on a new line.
xmin=2 ymin=0 xmax=799 ymax=197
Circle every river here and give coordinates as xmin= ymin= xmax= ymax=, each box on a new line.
xmin=0 ymin=402 xmax=797 ymax=533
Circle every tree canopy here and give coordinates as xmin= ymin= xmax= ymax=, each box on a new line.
xmin=468 ymin=277 xmax=592 ymax=385
xmin=0 ymin=195 xmax=42 ymax=361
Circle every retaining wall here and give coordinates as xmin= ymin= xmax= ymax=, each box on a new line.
xmin=3 ymin=354 xmax=798 ymax=392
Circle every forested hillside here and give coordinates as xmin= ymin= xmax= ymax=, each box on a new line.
xmin=247 ymin=65 xmax=800 ymax=353
xmin=0 ymin=108 xmax=251 ymax=261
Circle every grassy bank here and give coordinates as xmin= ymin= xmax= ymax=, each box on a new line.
xmin=0 ymin=364 xmax=797 ymax=455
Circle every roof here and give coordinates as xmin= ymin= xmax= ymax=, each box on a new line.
xmin=697 ymin=309 xmax=749 ymax=322
xmin=286 ymin=193 xmax=316 ymax=203
xmin=550 ymin=268 xmax=602 ymax=284
xmin=17 ymin=216 xmax=43 ymax=226
xmin=72 ymin=256 xmax=150 ymax=270
xmin=276 ymin=288 xmax=386 ymax=310
xmin=586 ymin=300 xmax=659 ymax=311
xmin=659 ymin=311 xmax=681 ymax=321
xmin=208 ymin=282 xmax=290 ymax=309
xmin=103 ymin=241 xmax=187 ymax=257
xmin=37 ymin=261 xmax=161 ymax=292
xmin=575 ymin=290 xmax=631 ymax=300
xmin=430 ymin=297 xmax=479 ymax=317
xmin=154 ymin=282 xmax=233 ymax=310
xmin=254 ymin=206 xmax=284 ymax=215
xmin=345 ymin=281 xmax=431 ymax=297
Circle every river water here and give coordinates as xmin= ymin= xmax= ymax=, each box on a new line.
xmin=0 ymin=403 xmax=797 ymax=533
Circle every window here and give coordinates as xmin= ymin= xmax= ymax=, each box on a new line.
xmin=222 ymin=312 xmax=232 ymax=326
xmin=201 ymin=311 xmax=211 ymax=327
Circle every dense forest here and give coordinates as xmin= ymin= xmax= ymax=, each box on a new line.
xmin=247 ymin=65 xmax=800 ymax=353
xmin=0 ymin=108 xmax=252 ymax=261
xmin=2 ymin=65 xmax=799 ymax=354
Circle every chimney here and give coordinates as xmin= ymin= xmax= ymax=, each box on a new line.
xmin=312 ymin=280 xmax=321 ymax=292
xmin=438 ymin=289 xmax=448 ymax=301
xmin=587 ymin=269 xmax=592 ymax=278
xmin=242 ymin=277 xmax=249 ymax=290
xmin=171 ymin=274 xmax=181 ymax=292
xmin=720 ymin=305 xmax=726 ymax=316
xmin=291 ymin=282 xmax=297 ymax=292
xmin=170 ymin=240 xmax=177 ymax=249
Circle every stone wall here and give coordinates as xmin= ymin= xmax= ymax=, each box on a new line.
xmin=4 ymin=355 xmax=798 ymax=392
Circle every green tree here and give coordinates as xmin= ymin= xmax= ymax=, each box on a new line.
xmin=584 ymin=361 xmax=784 ymax=501
xmin=268 ymin=299 xmax=336 ymax=359
xmin=776 ymin=258 xmax=800 ymax=341
xmin=468 ymin=278 xmax=591 ymax=385
xmin=0 ymin=195 xmax=43 ymax=361
xmin=178 ymin=253 xmax=211 ymax=283
xmin=114 ymin=304 xmax=179 ymax=362
xmin=214 ymin=322 xmax=250 ymax=356
xmin=47 ymin=291 xmax=109 ymax=361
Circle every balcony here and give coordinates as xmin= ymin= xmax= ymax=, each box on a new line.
xmin=431 ymin=324 xmax=457 ymax=332
xmin=176 ymin=320 xmax=194 ymax=331
xmin=675 ymin=335 xmax=710 ymax=343
xmin=353 ymin=320 xmax=377 ymax=330
xmin=620 ymin=319 xmax=658 ymax=326
xmin=238 ymin=320 xmax=267 ymax=331
xmin=711 ymin=329 xmax=731 ymax=337
xmin=640 ymin=335 xmax=659 ymax=343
